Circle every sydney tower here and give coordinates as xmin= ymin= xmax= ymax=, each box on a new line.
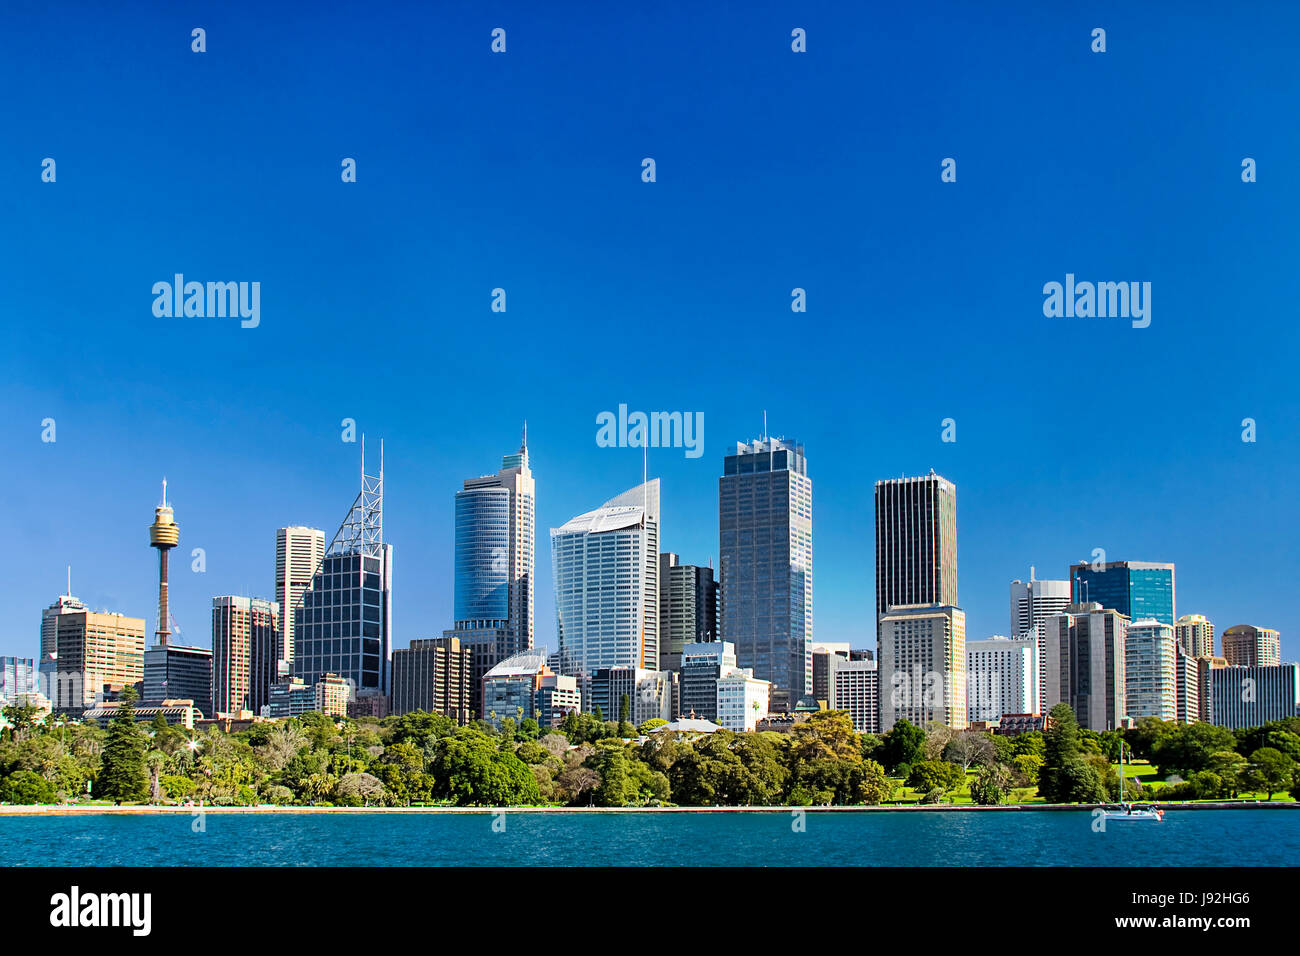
xmin=148 ymin=479 xmax=180 ymax=645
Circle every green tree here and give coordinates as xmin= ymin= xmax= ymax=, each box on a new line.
xmin=906 ymin=760 xmax=964 ymax=795
xmin=98 ymin=687 xmax=148 ymax=803
xmin=638 ymin=718 xmax=668 ymax=736
xmin=969 ymin=764 xmax=1011 ymax=805
xmin=878 ymin=719 xmax=926 ymax=773
xmin=618 ymin=694 xmax=633 ymax=738
xmin=1245 ymin=747 xmax=1293 ymax=800
xmin=0 ymin=769 xmax=58 ymax=804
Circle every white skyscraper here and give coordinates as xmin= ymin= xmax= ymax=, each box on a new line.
xmin=552 ymin=479 xmax=660 ymax=678
xmin=1009 ymin=570 xmax=1070 ymax=711
xmin=966 ymin=635 xmax=1039 ymax=722
xmin=275 ymin=526 xmax=325 ymax=665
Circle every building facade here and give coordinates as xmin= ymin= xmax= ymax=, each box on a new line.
xmin=719 ymin=437 xmax=813 ymax=713
xmin=1174 ymin=613 xmax=1215 ymax=659
xmin=211 ymin=596 xmax=279 ymax=716
xmin=1069 ymin=561 xmax=1175 ymax=626
xmin=716 ymin=667 xmax=771 ymax=732
xmin=1042 ymin=602 xmax=1127 ymax=731
xmin=551 ymin=480 xmax=660 ymax=679
xmin=658 ymin=553 xmax=719 ymax=672
xmin=453 ymin=435 xmax=536 ymax=686
xmin=482 ymin=650 xmax=552 ymax=727
xmin=679 ymin=641 xmax=736 ymax=721
xmin=1124 ymin=619 xmax=1177 ymax=721
xmin=1206 ymin=664 xmax=1299 ymax=730
xmin=275 ymin=526 xmax=325 ymax=666
xmin=390 ymin=637 xmax=471 ymax=723
xmin=875 ymin=473 xmax=958 ymax=619
xmin=0 ymin=657 xmax=37 ymax=703
xmin=966 ymin=635 xmax=1039 ymax=723
xmin=142 ymin=643 xmax=213 ymax=717
xmin=878 ymin=603 xmax=967 ymax=732
xmin=49 ymin=609 xmax=147 ymax=714
xmin=1221 ymin=625 xmax=1281 ymax=667
xmin=826 ymin=654 xmax=879 ymax=733
xmin=1174 ymin=646 xmax=1199 ymax=724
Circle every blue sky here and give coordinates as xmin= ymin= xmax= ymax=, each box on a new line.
xmin=3 ymin=2 xmax=1298 ymax=662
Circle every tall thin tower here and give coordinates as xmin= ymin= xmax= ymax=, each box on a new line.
xmin=148 ymin=479 xmax=180 ymax=645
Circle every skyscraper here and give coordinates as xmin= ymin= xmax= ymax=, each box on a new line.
xmin=1042 ymin=602 xmax=1127 ymax=731
xmin=0 ymin=658 xmax=37 ymax=703
xmin=294 ymin=443 xmax=393 ymax=701
xmin=1207 ymin=664 xmax=1300 ymax=730
xmin=40 ymin=585 xmax=87 ymax=696
xmin=719 ymin=437 xmax=813 ymax=712
xmin=1069 ymin=561 xmax=1175 ymax=626
xmin=212 ymin=596 xmax=279 ymax=715
xmin=878 ymin=603 xmax=967 ymax=731
xmin=658 ymin=553 xmax=719 ymax=672
xmin=1125 ymin=619 xmax=1177 ymax=721
xmin=276 ymin=526 xmax=325 ymax=666
xmin=445 ymin=432 xmax=535 ymax=716
xmin=142 ymin=644 xmax=213 ymax=717
xmin=1175 ymin=614 xmax=1215 ymax=659
xmin=1009 ymin=571 xmax=1072 ymax=638
xmin=1221 ymin=624 xmax=1281 ymax=667
xmin=874 ymin=472 xmax=958 ymax=619
xmin=551 ymin=479 xmax=660 ymax=682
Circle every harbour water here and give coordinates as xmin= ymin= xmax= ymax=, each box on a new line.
xmin=1 ymin=808 xmax=1295 ymax=866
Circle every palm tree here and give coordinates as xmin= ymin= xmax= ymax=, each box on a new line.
xmin=146 ymin=751 xmax=168 ymax=804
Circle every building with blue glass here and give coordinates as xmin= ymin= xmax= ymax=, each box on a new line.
xmin=1069 ymin=560 xmax=1175 ymax=627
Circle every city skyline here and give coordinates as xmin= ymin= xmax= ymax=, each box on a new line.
xmin=6 ymin=426 xmax=1296 ymax=671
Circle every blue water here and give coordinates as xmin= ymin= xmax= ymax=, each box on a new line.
xmin=1 ymin=809 xmax=1294 ymax=866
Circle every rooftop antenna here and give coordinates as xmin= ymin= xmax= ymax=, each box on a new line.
xmin=522 ymin=419 xmax=527 ymax=451
xmin=66 ymin=565 xmax=71 ymax=598
xmin=763 ymin=410 xmax=768 ymax=442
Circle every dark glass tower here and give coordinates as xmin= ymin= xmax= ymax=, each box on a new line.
xmin=1069 ymin=561 xmax=1175 ymax=627
xmin=718 ymin=437 xmax=812 ymax=712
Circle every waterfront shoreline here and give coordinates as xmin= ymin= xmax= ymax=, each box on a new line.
xmin=1 ymin=801 xmax=1294 ymax=817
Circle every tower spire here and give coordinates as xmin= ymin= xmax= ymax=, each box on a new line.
xmin=522 ymin=419 xmax=527 ymax=452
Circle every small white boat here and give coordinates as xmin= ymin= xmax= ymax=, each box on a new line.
xmin=1104 ymin=740 xmax=1164 ymax=822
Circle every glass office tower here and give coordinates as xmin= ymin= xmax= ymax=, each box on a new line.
xmin=1069 ymin=561 xmax=1175 ymax=627
xmin=719 ymin=437 xmax=812 ymax=712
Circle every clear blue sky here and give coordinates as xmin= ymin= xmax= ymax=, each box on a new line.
xmin=3 ymin=2 xmax=1298 ymax=662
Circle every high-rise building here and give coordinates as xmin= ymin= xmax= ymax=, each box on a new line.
xmin=49 ymin=610 xmax=147 ymax=714
xmin=455 ymin=431 xmax=535 ymax=646
xmin=826 ymin=655 xmax=879 ymax=733
xmin=447 ymin=433 xmax=536 ymax=717
xmin=719 ymin=437 xmax=813 ymax=712
xmin=1042 ymin=602 xmax=1127 ymax=731
xmin=142 ymin=644 xmax=213 ymax=717
xmin=275 ymin=526 xmax=325 ymax=666
xmin=875 ymin=472 xmax=958 ymax=620
xmin=40 ymin=588 xmax=87 ymax=696
xmin=390 ymin=637 xmax=471 ymax=723
xmin=314 ymin=673 xmax=350 ymax=717
xmin=679 ymin=641 xmax=736 ymax=721
xmin=295 ymin=443 xmax=393 ymax=702
xmin=658 ymin=553 xmax=719 ymax=673
xmin=878 ymin=603 xmax=967 ymax=732
xmin=588 ymin=667 xmax=674 ymax=725
xmin=551 ymin=479 xmax=660 ymax=679
xmin=1009 ymin=570 xmax=1069 ymax=709
xmin=1206 ymin=664 xmax=1300 ymax=730
xmin=1069 ymin=561 xmax=1175 ymax=626
xmin=1125 ymin=619 xmax=1177 ymax=721
xmin=0 ymin=657 xmax=37 ymax=703
xmin=1221 ymin=625 xmax=1281 ymax=667
xmin=966 ymin=635 xmax=1039 ymax=723
xmin=211 ymin=596 xmax=279 ymax=716
xmin=1174 ymin=614 xmax=1215 ymax=659
xmin=1174 ymin=646 xmax=1199 ymax=724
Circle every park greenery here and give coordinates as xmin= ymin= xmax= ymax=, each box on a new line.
xmin=2 ymin=698 xmax=1299 ymax=809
